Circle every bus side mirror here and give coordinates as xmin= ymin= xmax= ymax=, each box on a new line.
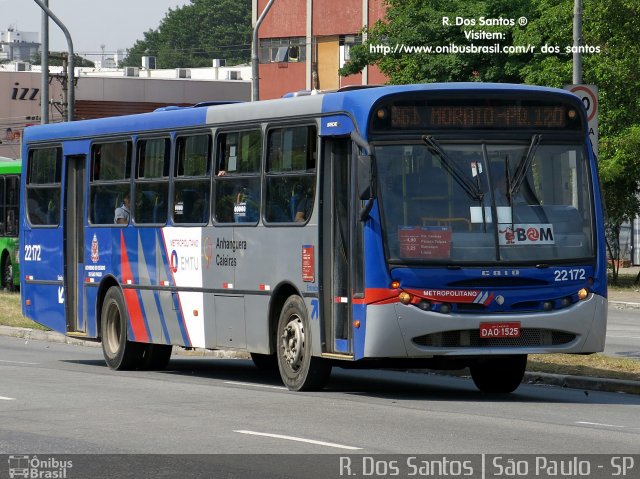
xmin=357 ymin=154 xmax=375 ymax=200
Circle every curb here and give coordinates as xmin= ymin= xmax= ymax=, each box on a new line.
xmin=1 ymin=325 xmax=638 ymax=395
xmin=609 ymin=300 xmax=640 ymax=310
xmin=524 ymin=371 xmax=640 ymax=395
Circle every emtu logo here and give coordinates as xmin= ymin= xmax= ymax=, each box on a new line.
xmin=170 ymin=250 xmax=179 ymax=273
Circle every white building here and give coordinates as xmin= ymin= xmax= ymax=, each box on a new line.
xmin=0 ymin=27 xmax=40 ymax=62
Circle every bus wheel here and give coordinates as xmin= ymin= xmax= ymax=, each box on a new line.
xmin=470 ymin=355 xmax=527 ymax=393
xmin=101 ymin=287 xmax=142 ymax=370
xmin=2 ymin=256 xmax=14 ymax=292
xmin=250 ymin=353 xmax=278 ymax=371
xmin=140 ymin=344 xmax=173 ymax=370
xmin=276 ymin=295 xmax=331 ymax=391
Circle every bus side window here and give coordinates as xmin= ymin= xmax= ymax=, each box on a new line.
xmin=26 ymin=147 xmax=62 ymax=226
xmin=134 ymin=138 xmax=170 ymax=225
xmin=213 ymin=129 xmax=261 ymax=224
xmin=89 ymin=141 xmax=132 ymax=225
xmin=173 ymin=133 xmax=211 ymax=225
xmin=265 ymin=125 xmax=317 ymax=224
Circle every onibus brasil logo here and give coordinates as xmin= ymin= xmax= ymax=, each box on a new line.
xmin=8 ymin=455 xmax=73 ymax=478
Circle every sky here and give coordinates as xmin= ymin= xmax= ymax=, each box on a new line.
xmin=1 ymin=0 xmax=192 ymax=60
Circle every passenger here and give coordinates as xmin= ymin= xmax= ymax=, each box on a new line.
xmin=114 ymin=192 xmax=130 ymax=224
xmin=293 ymin=184 xmax=313 ymax=222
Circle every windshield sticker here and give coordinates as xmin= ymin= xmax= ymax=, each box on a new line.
xmin=498 ymin=224 xmax=555 ymax=246
xmin=398 ymin=226 xmax=452 ymax=259
xmin=470 ymin=161 xmax=483 ymax=177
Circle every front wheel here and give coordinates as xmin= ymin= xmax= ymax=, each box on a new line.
xmin=470 ymin=355 xmax=527 ymax=393
xmin=101 ymin=287 xmax=142 ymax=370
xmin=276 ymin=295 xmax=331 ymax=391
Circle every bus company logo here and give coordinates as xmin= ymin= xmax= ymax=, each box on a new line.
xmin=8 ymin=455 xmax=73 ymax=478
xmin=170 ymin=250 xmax=179 ymax=273
xmin=90 ymin=234 xmax=99 ymax=263
xmin=203 ymin=237 xmax=213 ymax=269
xmin=498 ymin=223 xmax=555 ymax=246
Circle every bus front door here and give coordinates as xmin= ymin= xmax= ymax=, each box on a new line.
xmin=321 ymin=138 xmax=355 ymax=355
xmin=64 ymin=154 xmax=86 ymax=334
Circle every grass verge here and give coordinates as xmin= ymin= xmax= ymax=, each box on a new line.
xmin=528 ymin=354 xmax=640 ymax=382
xmin=0 ymin=291 xmax=48 ymax=330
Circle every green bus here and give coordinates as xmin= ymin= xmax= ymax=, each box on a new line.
xmin=0 ymin=157 xmax=20 ymax=291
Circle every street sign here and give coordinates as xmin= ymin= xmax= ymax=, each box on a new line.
xmin=565 ymin=84 xmax=599 ymax=156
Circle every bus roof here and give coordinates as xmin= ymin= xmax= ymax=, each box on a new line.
xmin=22 ymin=83 xmax=582 ymax=144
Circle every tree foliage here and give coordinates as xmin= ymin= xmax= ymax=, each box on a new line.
xmin=121 ymin=0 xmax=251 ymax=68
xmin=31 ymin=52 xmax=95 ymax=68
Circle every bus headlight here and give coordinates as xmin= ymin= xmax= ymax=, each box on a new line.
xmin=577 ymin=288 xmax=589 ymax=301
xmin=398 ymin=292 xmax=412 ymax=305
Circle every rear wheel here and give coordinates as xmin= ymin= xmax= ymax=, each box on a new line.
xmin=101 ymin=287 xmax=142 ymax=370
xmin=276 ymin=295 xmax=331 ymax=391
xmin=470 ymin=355 xmax=527 ymax=393
xmin=2 ymin=255 xmax=14 ymax=292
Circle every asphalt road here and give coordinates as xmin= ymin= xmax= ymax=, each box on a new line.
xmin=605 ymin=307 xmax=640 ymax=359
xmin=1 ymin=335 xmax=639 ymax=462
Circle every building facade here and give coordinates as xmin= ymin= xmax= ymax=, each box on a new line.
xmin=0 ymin=28 xmax=40 ymax=63
xmin=0 ymin=66 xmax=250 ymax=159
xmin=254 ymin=0 xmax=387 ymax=99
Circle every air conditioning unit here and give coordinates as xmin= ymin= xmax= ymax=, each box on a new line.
xmin=124 ymin=67 xmax=139 ymax=77
xmin=14 ymin=62 xmax=30 ymax=72
xmin=212 ymin=59 xmax=226 ymax=68
xmin=176 ymin=68 xmax=191 ymax=79
xmin=227 ymin=70 xmax=241 ymax=80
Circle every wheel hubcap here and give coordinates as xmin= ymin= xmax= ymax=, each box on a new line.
xmin=281 ymin=314 xmax=304 ymax=371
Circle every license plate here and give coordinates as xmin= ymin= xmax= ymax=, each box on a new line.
xmin=480 ymin=322 xmax=521 ymax=339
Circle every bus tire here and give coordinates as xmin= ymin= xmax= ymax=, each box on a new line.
xmin=101 ymin=287 xmax=142 ymax=370
xmin=2 ymin=255 xmax=14 ymax=292
xmin=250 ymin=353 xmax=278 ymax=371
xmin=276 ymin=295 xmax=331 ymax=391
xmin=140 ymin=344 xmax=173 ymax=370
xmin=470 ymin=354 xmax=527 ymax=393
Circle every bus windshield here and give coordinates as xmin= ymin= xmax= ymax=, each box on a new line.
xmin=376 ymin=141 xmax=594 ymax=264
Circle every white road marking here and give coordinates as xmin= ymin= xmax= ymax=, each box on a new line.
xmin=234 ymin=430 xmax=363 ymax=450
xmin=0 ymin=359 xmax=40 ymax=365
xmin=575 ymin=421 xmax=625 ymax=428
xmin=0 ymin=396 xmax=16 ymax=401
xmin=224 ymin=381 xmax=287 ymax=390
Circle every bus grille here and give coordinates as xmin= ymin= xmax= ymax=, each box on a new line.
xmin=412 ymin=329 xmax=576 ymax=348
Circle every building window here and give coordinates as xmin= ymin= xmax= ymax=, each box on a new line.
xmin=260 ymin=37 xmax=306 ymax=64
xmin=340 ymin=34 xmax=362 ymax=68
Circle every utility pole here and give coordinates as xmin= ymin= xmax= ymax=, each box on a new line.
xmin=40 ymin=0 xmax=49 ymax=124
xmin=573 ymin=0 xmax=583 ymax=84
xmin=33 ymin=0 xmax=74 ymax=121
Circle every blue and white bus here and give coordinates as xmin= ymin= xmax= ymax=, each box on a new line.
xmin=20 ymin=83 xmax=607 ymax=392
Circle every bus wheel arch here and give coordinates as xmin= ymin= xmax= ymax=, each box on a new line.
xmin=275 ymin=293 xmax=331 ymax=391
xmin=95 ymin=275 xmax=120 ymax=341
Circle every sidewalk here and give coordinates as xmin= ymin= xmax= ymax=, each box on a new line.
xmin=1 ymin=323 xmax=638 ymax=396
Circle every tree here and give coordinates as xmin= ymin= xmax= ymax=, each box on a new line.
xmin=31 ymin=52 xmax=95 ymax=68
xmin=121 ymin=0 xmax=251 ymax=69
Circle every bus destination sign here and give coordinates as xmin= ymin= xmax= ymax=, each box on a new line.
xmin=391 ymin=104 xmax=569 ymax=130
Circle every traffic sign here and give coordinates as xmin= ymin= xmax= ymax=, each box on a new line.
xmin=565 ymin=84 xmax=599 ymax=156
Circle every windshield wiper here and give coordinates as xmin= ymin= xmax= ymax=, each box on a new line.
xmin=423 ymin=136 xmax=483 ymax=201
xmin=510 ymin=134 xmax=541 ymax=197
